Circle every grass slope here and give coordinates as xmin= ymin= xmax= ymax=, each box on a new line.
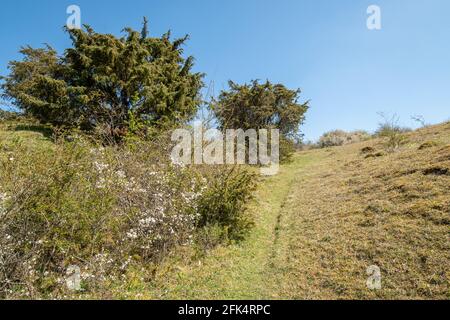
xmin=1 ymin=121 xmax=449 ymax=299
xmin=153 ymin=122 xmax=450 ymax=300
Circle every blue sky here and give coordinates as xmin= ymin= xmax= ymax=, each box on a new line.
xmin=0 ymin=0 xmax=449 ymax=140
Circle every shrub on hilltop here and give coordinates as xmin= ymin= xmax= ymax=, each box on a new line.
xmin=318 ymin=130 xmax=371 ymax=148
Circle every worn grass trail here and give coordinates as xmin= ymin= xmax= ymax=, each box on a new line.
xmin=150 ymin=153 xmax=317 ymax=299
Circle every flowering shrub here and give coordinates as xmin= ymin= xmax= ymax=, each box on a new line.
xmin=0 ymin=132 xmax=255 ymax=298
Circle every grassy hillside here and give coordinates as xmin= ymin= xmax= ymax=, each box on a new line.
xmin=1 ymin=121 xmax=449 ymax=299
xmin=149 ymin=122 xmax=450 ymax=300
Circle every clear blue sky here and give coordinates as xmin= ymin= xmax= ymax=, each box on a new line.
xmin=1 ymin=0 xmax=449 ymax=140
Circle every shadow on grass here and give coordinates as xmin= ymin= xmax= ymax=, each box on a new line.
xmin=13 ymin=124 xmax=53 ymax=140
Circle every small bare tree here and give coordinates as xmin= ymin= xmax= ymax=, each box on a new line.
xmin=376 ymin=112 xmax=409 ymax=152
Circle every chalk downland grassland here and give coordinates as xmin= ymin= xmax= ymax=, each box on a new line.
xmin=152 ymin=122 xmax=450 ymax=300
xmin=1 ymin=121 xmax=449 ymax=299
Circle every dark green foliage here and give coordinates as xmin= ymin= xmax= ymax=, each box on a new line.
xmin=211 ymin=80 xmax=309 ymax=160
xmin=196 ymin=167 xmax=256 ymax=242
xmin=1 ymin=20 xmax=204 ymax=141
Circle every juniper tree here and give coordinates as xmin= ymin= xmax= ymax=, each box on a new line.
xmin=211 ymin=80 xmax=309 ymax=160
xmin=1 ymin=19 xmax=204 ymax=141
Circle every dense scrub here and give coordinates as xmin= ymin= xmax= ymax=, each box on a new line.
xmin=0 ymin=124 xmax=255 ymax=298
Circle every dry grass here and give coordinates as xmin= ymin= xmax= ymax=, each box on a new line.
xmin=269 ymin=122 xmax=450 ymax=299
xmin=152 ymin=122 xmax=449 ymax=300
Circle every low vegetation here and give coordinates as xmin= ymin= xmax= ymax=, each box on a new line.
xmin=318 ymin=130 xmax=371 ymax=148
xmin=0 ymin=121 xmax=255 ymax=298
